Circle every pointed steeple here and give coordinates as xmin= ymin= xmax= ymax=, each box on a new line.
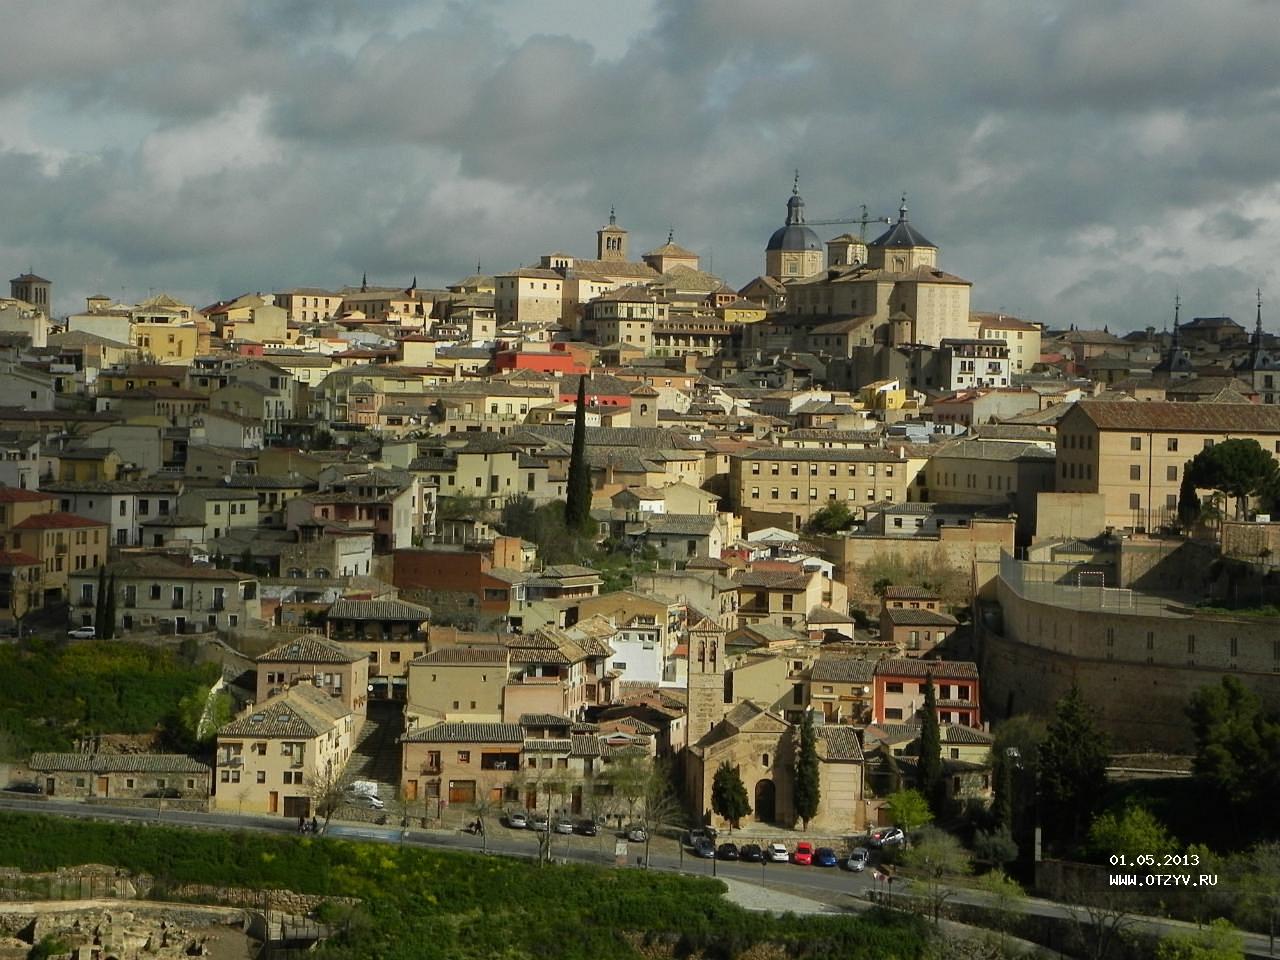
xmin=1256 ymin=288 xmax=1264 ymax=343
xmin=409 ymin=275 xmax=417 ymax=290
xmin=898 ymin=193 xmax=909 ymax=222
xmin=608 ymin=205 xmax=616 ymax=226
xmin=785 ymin=172 xmax=806 ymax=225
xmin=792 ymin=169 xmax=800 ymax=196
xmin=361 ymin=272 xmax=368 ymax=292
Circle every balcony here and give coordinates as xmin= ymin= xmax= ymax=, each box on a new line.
xmin=219 ymin=755 xmax=243 ymax=768
xmin=210 ymin=601 xmax=225 ymax=612
xmin=419 ymin=762 xmax=441 ymax=775
xmin=171 ymin=599 xmax=185 ymax=609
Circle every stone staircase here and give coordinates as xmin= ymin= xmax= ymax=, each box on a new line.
xmin=337 ymin=700 xmax=404 ymax=818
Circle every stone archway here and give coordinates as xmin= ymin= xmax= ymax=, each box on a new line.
xmin=754 ymin=779 xmax=776 ymax=824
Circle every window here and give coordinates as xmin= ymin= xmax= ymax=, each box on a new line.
xmin=257 ymin=771 xmax=266 ymax=783
xmin=1129 ymin=464 xmax=1141 ymax=481
xmin=390 ymin=650 xmax=401 ymax=664
xmin=885 ymin=708 xmax=903 ymax=720
xmin=458 ymin=751 xmax=471 ymax=763
xmin=1106 ymin=627 xmax=1115 ymax=647
xmin=1167 ymin=438 xmax=1178 ymax=452
xmin=1167 ymin=465 xmax=1178 ymax=482
xmin=1146 ymin=631 xmax=1154 ymax=650
xmin=1204 ymin=439 xmax=1214 ymax=449
xmin=762 ymin=753 xmax=770 ymax=766
xmin=1187 ymin=634 xmax=1196 ymax=654
xmin=1129 ymin=493 xmax=1141 ymax=510
xmin=770 ymin=488 xmax=779 ymax=500
xmin=1130 ymin=436 xmax=1142 ymax=451
xmin=886 ymin=682 xmax=904 ymax=694
xmin=1230 ymin=637 xmax=1238 ymax=658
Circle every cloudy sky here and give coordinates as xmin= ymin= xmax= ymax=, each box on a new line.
xmin=3 ymin=0 xmax=1279 ymax=331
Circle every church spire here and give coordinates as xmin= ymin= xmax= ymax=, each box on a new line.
xmin=898 ymin=193 xmax=909 ymax=222
xmin=608 ymin=205 xmax=616 ymax=226
xmin=1256 ymin=288 xmax=1264 ymax=341
xmin=792 ymin=169 xmax=800 ymax=196
xmin=361 ymin=271 xmax=367 ymax=292
xmin=667 ymin=226 xmax=674 ymax=245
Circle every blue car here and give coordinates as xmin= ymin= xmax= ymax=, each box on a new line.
xmin=814 ymin=846 xmax=839 ymax=867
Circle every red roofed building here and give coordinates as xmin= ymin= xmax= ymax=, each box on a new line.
xmin=9 ymin=511 xmax=108 ymax=604
xmin=492 ymin=348 xmax=586 ymax=376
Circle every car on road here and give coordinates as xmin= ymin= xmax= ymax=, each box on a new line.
xmin=575 ymin=818 xmax=598 ymax=836
xmin=506 ymin=809 xmax=529 ymax=829
xmin=766 ymin=842 xmax=790 ymax=863
xmin=530 ymin=811 xmax=549 ymax=832
xmin=868 ymin=827 xmax=905 ymax=848
xmin=792 ymin=841 xmax=815 ymax=866
xmin=739 ymin=843 xmax=764 ymax=863
xmin=67 ymin=626 xmax=96 ymax=639
xmin=715 ymin=842 xmax=739 ymax=861
xmin=814 ymin=846 xmax=839 ymax=867
xmin=626 ymin=824 xmax=648 ymax=843
xmin=847 ymin=846 xmax=870 ymax=872
xmin=692 ymin=838 xmax=716 ymax=859
xmin=553 ymin=816 xmax=574 ymax=835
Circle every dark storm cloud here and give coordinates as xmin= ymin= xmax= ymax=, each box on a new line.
xmin=1 ymin=0 xmax=1278 ymax=329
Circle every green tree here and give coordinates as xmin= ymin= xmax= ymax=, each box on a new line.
xmin=804 ymin=502 xmax=854 ymax=535
xmin=900 ymin=827 xmax=971 ymax=926
xmin=973 ymin=826 xmax=1019 ymax=868
xmin=1038 ymin=686 xmax=1109 ymax=855
xmin=1186 ymin=676 xmax=1280 ymax=834
xmin=1178 ymin=472 xmax=1203 ymax=529
xmin=1086 ymin=802 xmax=1177 ymax=864
xmin=1185 ymin=438 xmax=1280 ymax=520
xmin=886 ymin=788 xmax=933 ymax=835
xmin=103 ymin=574 xmax=117 ymax=639
xmin=793 ymin=709 xmax=820 ymax=829
xmin=1155 ymin=919 xmax=1245 ymax=960
xmin=710 ymin=761 xmax=751 ymax=831
xmin=1231 ymin=842 xmax=1280 ymax=954
xmin=437 ymin=494 xmax=486 ymax=520
xmin=974 ymin=869 xmax=1025 ymax=954
xmin=990 ymin=756 xmax=1013 ymax=832
xmin=564 ymin=375 xmax=592 ymax=532
xmin=918 ymin=674 xmax=944 ymax=815
xmin=93 ymin=567 xmax=107 ymax=633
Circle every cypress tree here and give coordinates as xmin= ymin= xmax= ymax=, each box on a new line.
xmin=564 ymin=375 xmax=591 ymax=531
xmin=918 ymin=673 xmax=945 ymax=815
xmin=793 ymin=709 xmax=821 ymax=829
xmin=94 ymin=567 xmax=107 ymax=634
xmin=103 ymin=574 xmax=117 ymax=640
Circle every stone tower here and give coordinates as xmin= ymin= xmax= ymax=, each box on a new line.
xmin=629 ymin=383 xmax=659 ymax=428
xmin=685 ymin=616 xmax=728 ymax=747
xmin=597 ymin=207 xmax=629 ymax=262
xmin=10 ymin=271 xmax=51 ymax=313
xmin=764 ymin=173 xmax=823 ymax=280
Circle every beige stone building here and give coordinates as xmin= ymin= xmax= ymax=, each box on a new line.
xmin=494 ymin=269 xmax=565 ymax=327
xmin=807 ymin=656 xmax=875 ymax=725
xmin=213 ymin=684 xmax=356 ymax=818
xmin=28 ymin=753 xmax=211 ymax=802
xmin=256 ymin=634 xmax=370 ymax=720
xmin=406 ymin=644 xmax=509 ymax=727
xmin=1055 ymin=400 xmax=1280 ymax=532
xmin=976 ymin=313 xmax=1041 ymax=374
xmin=764 ymin=182 xmax=824 ymax=281
xmin=400 ymin=720 xmax=523 ymax=808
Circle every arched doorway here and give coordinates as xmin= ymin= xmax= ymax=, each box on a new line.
xmin=754 ymin=779 xmax=776 ymax=824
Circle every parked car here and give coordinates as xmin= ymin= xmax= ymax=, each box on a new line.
xmin=815 ymin=846 xmax=839 ymax=867
xmin=685 ymin=826 xmax=718 ymax=847
xmin=715 ymin=842 xmax=740 ymax=861
xmin=506 ymin=809 xmax=529 ymax=829
xmin=739 ymin=843 xmax=764 ymax=863
xmin=766 ymin=842 xmax=790 ymax=863
xmin=847 ymin=846 xmax=870 ymax=872
xmin=553 ymin=816 xmax=574 ymax=835
xmin=530 ymin=811 xmax=549 ymax=832
xmin=692 ymin=838 xmax=717 ymax=859
xmin=792 ymin=841 xmax=815 ymax=865
xmin=2 ymin=782 xmax=42 ymax=794
xmin=626 ymin=824 xmax=648 ymax=843
xmin=350 ymin=793 xmax=384 ymax=810
xmin=868 ymin=827 xmax=906 ymax=848
xmin=575 ymin=818 xmax=598 ymax=836
xmin=67 ymin=626 xmax=96 ymax=639
xmin=143 ymin=788 xmax=181 ymax=799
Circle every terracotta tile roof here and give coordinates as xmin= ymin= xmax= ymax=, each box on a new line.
xmin=327 ymin=598 xmax=432 ymax=622
xmin=0 ymin=550 xmax=40 ymax=566
xmin=519 ymin=713 xmax=572 ymax=728
xmin=414 ymin=644 xmax=507 ymax=665
xmin=524 ymin=738 xmax=572 ymax=753
xmin=402 ymin=722 xmax=523 ymax=743
xmin=810 ymin=657 xmax=876 ymax=684
xmin=876 ymin=658 xmax=979 ymax=680
xmin=0 ymin=488 xmax=55 ymax=503
xmin=882 ymin=585 xmax=940 ymax=600
xmin=219 ymin=685 xmax=348 ymax=739
xmin=1073 ymin=400 xmax=1280 ymax=432
xmin=257 ymin=634 xmax=366 ymax=664
xmin=883 ymin=608 xmax=959 ymax=627
xmin=30 ymin=753 xmax=210 ymax=774
xmin=12 ymin=511 xmax=106 ymax=530
xmin=817 ymin=726 xmax=864 ymax=761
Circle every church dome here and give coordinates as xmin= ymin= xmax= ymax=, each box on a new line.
xmin=869 ymin=197 xmax=935 ymax=249
xmin=766 ymin=187 xmax=821 ymax=252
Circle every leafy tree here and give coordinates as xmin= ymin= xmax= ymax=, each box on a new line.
xmin=1038 ymin=686 xmax=1109 ymax=855
xmin=805 ymin=502 xmax=854 ymax=536
xmin=990 ymin=715 xmax=1046 ymax=854
xmin=918 ymin=674 xmax=944 ymax=815
xmin=900 ymin=827 xmax=971 ymax=926
xmin=640 ymin=757 xmax=687 ymax=867
xmin=437 ymin=494 xmax=487 ymax=520
xmin=1185 ymin=438 xmax=1279 ymax=520
xmin=793 ymin=709 xmax=821 ymax=829
xmin=1230 ymin=842 xmax=1280 ymax=954
xmin=974 ymin=870 xmax=1025 ymax=955
xmin=990 ymin=756 xmax=1013 ymax=832
xmin=564 ymin=375 xmax=592 ymax=532
xmin=1185 ymin=676 xmax=1280 ymax=835
xmin=1086 ymin=802 xmax=1177 ymax=864
xmin=973 ymin=826 xmax=1019 ymax=868
xmin=710 ymin=761 xmax=751 ymax=831
xmin=1155 ymin=919 xmax=1245 ymax=960
xmin=886 ymin=788 xmax=933 ymax=835
xmin=103 ymin=574 xmax=117 ymax=639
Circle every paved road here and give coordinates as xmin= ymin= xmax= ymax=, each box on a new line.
xmin=1 ymin=796 xmax=1275 ymax=958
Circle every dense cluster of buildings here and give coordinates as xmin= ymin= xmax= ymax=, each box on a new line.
xmin=3 ymin=182 xmax=1279 ymax=832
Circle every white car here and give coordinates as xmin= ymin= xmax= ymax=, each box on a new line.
xmin=506 ymin=810 xmax=529 ymax=829
xmin=67 ymin=626 xmax=96 ymax=639
xmin=626 ymin=824 xmax=648 ymax=843
xmin=847 ymin=847 xmax=870 ymax=872
xmin=350 ymin=792 xmax=384 ymax=810
xmin=766 ymin=842 xmax=790 ymax=863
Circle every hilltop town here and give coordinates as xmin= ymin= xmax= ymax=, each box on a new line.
xmin=0 ymin=185 xmax=1278 ymax=902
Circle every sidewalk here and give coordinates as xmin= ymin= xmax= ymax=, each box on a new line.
xmin=716 ymin=877 xmax=844 ymax=916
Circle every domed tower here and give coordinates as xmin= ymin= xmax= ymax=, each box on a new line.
xmin=765 ymin=173 xmax=823 ymax=280
xmin=867 ymin=195 xmax=937 ymax=272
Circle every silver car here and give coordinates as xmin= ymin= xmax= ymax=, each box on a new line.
xmin=847 ymin=846 xmax=870 ymax=872
xmin=766 ymin=842 xmax=791 ymax=863
xmin=506 ymin=809 xmax=529 ymax=829
xmin=553 ymin=816 xmax=574 ymax=835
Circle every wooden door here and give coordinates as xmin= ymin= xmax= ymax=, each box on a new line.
xmin=269 ymin=790 xmax=279 ymax=814
xmin=405 ymin=780 xmax=418 ymax=802
xmin=96 ymin=777 xmax=109 ymax=797
xmin=448 ymin=780 xmax=476 ymax=805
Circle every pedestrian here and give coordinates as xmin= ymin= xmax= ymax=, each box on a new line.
xmin=310 ymin=816 xmax=318 ymax=834
xmin=298 ymin=815 xmax=306 ymax=834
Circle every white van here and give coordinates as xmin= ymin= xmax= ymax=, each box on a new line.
xmin=346 ymin=781 xmax=384 ymax=807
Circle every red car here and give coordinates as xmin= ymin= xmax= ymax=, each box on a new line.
xmin=792 ymin=841 xmax=814 ymax=865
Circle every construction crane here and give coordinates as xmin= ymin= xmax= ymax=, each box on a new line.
xmin=803 ymin=204 xmax=892 ymax=239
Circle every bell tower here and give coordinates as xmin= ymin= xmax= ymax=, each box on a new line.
xmin=685 ymin=616 xmax=728 ymax=747
xmin=596 ymin=206 xmax=629 ymax=262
